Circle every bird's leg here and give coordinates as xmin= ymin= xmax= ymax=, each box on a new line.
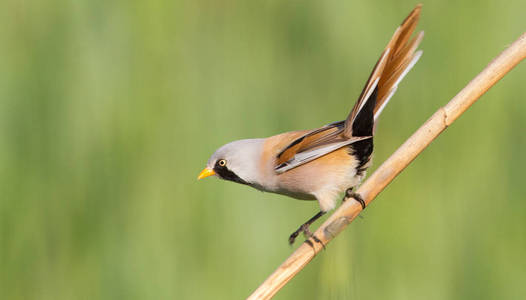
xmin=343 ymin=188 xmax=366 ymax=209
xmin=289 ymin=211 xmax=326 ymax=245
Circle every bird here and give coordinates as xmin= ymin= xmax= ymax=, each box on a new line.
xmin=198 ymin=5 xmax=424 ymax=245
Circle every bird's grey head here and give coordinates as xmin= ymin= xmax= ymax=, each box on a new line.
xmin=199 ymin=139 xmax=264 ymax=185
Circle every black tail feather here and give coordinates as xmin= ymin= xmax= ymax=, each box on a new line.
xmin=352 ymin=86 xmax=376 ymax=137
xmin=349 ymin=87 xmax=376 ymax=171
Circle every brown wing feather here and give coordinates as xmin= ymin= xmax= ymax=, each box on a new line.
xmin=276 ymin=124 xmax=343 ymax=165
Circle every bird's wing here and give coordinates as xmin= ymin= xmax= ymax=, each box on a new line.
xmin=275 ymin=122 xmax=371 ymax=173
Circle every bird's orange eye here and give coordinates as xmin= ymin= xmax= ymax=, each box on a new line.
xmin=218 ymin=159 xmax=227 ymax=167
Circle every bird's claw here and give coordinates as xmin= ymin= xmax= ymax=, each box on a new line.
xmin=288 ymin=224 xmax=326 ymax=249
xmin=288 ymin=223 xmax=309 ymax=245
xmin=288 ymin=229 xmax=301 ymax=245
xmin=343 ymin=188 xmax=366 ymax=210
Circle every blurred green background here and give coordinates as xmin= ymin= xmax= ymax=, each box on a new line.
xmin=1 ymin=0 xmax=525 ymax=299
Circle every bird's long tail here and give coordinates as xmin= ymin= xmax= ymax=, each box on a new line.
xmin=343 ymin=5 xmax=424 ymax=138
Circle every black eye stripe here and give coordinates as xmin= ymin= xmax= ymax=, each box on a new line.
xmin=213 ymin=164 xmax=248 ymax=185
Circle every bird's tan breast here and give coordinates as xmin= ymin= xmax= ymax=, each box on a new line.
xmin=259 ymin=131 xmax=359 ymax=200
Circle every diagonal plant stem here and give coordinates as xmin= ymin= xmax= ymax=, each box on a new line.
xmin=248 ymin=32 xmax=526 ymax=300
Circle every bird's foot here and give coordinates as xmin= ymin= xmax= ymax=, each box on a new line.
xmin=288 ymin=223 xmax=309 ymax=245
xmin=289 ymin=211 xmax=326 ymax=247
xmin=343 ymin=188 xmax=366 ymax=210
xmin=288 ymin=224 xmax=325 ymax=249
xmin=342 ymin=187 xmax=353 ymax=203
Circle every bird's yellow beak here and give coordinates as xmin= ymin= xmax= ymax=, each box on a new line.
xmin=197 ymin=167 xmax=215 ymax=180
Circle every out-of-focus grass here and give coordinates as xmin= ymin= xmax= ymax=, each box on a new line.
xmin=1 ymin=1 xmax=525 ymax=299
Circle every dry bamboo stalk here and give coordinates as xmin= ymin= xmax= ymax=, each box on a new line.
xmin=248 ymin=32 xmax=526 ymax=300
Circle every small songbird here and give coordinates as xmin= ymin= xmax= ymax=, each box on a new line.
xmin=198 ymin=6 xmax=424 ymax=245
